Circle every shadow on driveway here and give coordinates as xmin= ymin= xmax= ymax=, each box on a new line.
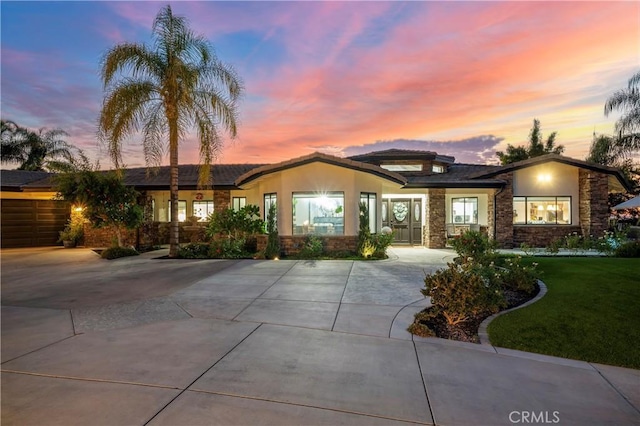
xmin=0 ymin=247 xmax=238 ymax=309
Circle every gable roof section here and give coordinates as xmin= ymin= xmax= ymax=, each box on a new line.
xmin=235 ymin=152 xmax=407 ymax=187
xmin=470 ymin=154 xmax=633 ymax=191
xmin=348 ymin=149 xmax=455 ymax=164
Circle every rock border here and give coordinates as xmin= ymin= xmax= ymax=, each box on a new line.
xmin=478 ymin=279 xmax=548 ymax=346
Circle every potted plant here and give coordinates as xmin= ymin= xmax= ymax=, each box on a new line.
xmin=58 ymin=218 xmax=84 ymax=248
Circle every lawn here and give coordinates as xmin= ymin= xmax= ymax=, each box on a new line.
xmin=488 ymin=257 xmax=640 ymax=369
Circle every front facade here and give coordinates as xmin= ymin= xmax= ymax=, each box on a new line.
xmin=1 ymin=149 xmax=631 ymax=250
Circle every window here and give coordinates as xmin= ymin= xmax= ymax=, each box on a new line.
xmin=432 ymin=164 xmax=445 ymax=173
xmin=360 ymin=192 xmax=377 ymax=233
xmin=192 ymin=200 xmax=214 ymax=221
xmin=513 ymin=196 xmax=571 ymax=225
xmin=451 ymin=197 xmax=478 ymax=224
xmin=380 ymin=164 xmax=423 ymax=172
xmin=168 ymin=200 xmax=187 ymax=222
xmin=264 ymin=193 xmax=277 ymax=221
xmin=232 ymin=197 xmax=246 ymax=211
xmin=293 ymin=192 xmax=344 ymax=235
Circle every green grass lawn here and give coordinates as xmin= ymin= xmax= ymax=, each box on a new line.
xmin=488 ymin=257 xmax=640 ymax=369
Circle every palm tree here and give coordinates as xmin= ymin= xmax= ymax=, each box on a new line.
xmin=98 ymin=5 xmax=243 ymax=258
xmin=1 ymin=119 xmax=75 ymax=171
xmin=604 ymin=71 xmax=640 ymax=156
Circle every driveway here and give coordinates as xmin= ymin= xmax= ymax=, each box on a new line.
xmin=1 ymin=247 xmax=638 ymax=425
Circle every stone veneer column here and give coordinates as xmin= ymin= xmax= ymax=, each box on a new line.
xmin=579 ymin=170 xmax=609 ymax=237
xmin=487 ymin=191 xmax=495 ymax=240
xmin=214 ymin=189 xmax=231 ymax=212
xmin=425 ymin=189 xmax=446 ymax=248
xmin=494 ymin=172 xmax=514 ymax=248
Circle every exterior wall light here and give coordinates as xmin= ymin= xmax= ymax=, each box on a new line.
xmin=537 ymin=173 xmax=551 ymax=183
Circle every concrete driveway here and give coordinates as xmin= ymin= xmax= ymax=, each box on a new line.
xmin=1 ymin=247 xmax=638 ymax=425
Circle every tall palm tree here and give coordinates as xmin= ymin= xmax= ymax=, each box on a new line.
xmin=99 ymin=5 xmax=243 ymax=257
xmin=1 ymin=119 xmax=74 ymax=171
xmin=605 ymin=71 xmax=640 ymax=156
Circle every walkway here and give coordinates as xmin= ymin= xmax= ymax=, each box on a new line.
xmin=1 ymin=247 xmax=638 ymax=425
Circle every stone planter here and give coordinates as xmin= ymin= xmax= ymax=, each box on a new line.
xmin=62 ymin=240 xmax=77 ymax=248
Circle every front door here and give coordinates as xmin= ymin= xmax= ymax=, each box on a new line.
xmin=382 ymin=198 xmax=423 ymax=245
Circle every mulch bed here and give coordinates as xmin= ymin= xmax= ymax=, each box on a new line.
xmin=411 ymin=283 xmax=540 ymax=344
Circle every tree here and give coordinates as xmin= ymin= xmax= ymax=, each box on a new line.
xmin=496 ymin=119 xmax=564 ymax=165
xmin=55 ymin=170 xmax=143 ymax=247
xmin=98 ymin=5 xmax=243 ymax=258
xmin=1 ymin=119 xmax=76 ymax=172
xmin=586 ymin=133 xmax=640 ymax=219
xmin=605 ymin=71 xmax=640 ymax=156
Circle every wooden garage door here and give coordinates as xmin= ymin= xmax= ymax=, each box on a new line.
xmin=1 ymin=199 xmax=70 ymax=248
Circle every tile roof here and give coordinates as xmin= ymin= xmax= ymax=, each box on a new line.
xmin=120 ymin=164 xmax=265 ymax=188
xmin=403 ymin=164 xmax=505 ymax=188
xmin=0 ymin=170 xmax=54 ymax=191
xmin=235 ymin=152 xmax=407 ymax=187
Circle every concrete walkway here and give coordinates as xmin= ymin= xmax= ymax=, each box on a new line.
xmin=1 ymin=247 xmax=638 ymax=425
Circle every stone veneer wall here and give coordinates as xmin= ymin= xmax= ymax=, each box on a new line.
xmin=487 ymin=191 xmax=495 ymax=240
xmin=256 ymin=235 xmax=358 ymax=256
xmin=424 ymin=189 xmax=446 ymax=248
xmin=494 ymin=172 xmax=514 ymax=248
xmin=83 ymin=224 xmax=138 ymax=248
xmin=214 ymin=189 xmax=231 ymax=212
xmin=513 ymin=226 xmax=582 ymax=247
xmin=579 ymin=170 xmax=609 ymax=238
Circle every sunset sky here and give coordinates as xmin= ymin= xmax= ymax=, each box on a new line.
xmin=1 ymin=1 xmax=638 ymax=168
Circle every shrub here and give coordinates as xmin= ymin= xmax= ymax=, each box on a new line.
xmin=297 ymin=235 xmax=324 ymax=259
xmin=58 ymin=217 xmax=84 ymax=244
xmin=615 ymin=241 xmax=640 ymax=258
xmin=498 ymin=256 xmax=539 ymax=294
xmin=264 ymin=203 xmax=280 ymax=259
xmin=101 ymin=246 xmax=139 ymax=259
xmin=546 ymin=238 xmax=562 ymax=255
xmin=206 ymin=205 xmax=263 ymax=241
xmin=371 ymin=232 xmax=393 ymax=259
xmin=359 ymin=240 xmax=376 ymax=259
xmin=421 ymin=262 xmax=505 ymax=326
xmin=209 ymin=238 xmax=248 ymax=259
xmin=177 ymin=243 xmax=210 ymax=259
xmin=357 ymin=201 xmax=372 ymax=255
xmin=451 ymin=230 xmax=496 ymax=264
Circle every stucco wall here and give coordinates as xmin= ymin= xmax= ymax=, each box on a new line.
xmin=513 ymin=162 xmax=580 ymax=225
xmin=240 ymin=162 xmax=401 ymax=236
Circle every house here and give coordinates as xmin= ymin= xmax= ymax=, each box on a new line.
xmin=1 ymin=149 xmax=631 ymax=251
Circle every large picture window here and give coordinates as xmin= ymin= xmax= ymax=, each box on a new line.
xmin=192 ymin=201 xmax=214 ymax=221
xmin=360 ymin=192 xmax=377 ymax=233
xmin=293 ymin=192 xmax=344 ymax=235
xmin=451 ymin=197 xmax=478 ymax=224
xmin=513 ymin=196 xmax=571 ymax=225
xmin=168 ymin=200 xmax=187 ymax=222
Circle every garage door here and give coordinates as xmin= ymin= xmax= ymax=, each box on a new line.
xmin=1 ymin=199 xmax=70 ymax=248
